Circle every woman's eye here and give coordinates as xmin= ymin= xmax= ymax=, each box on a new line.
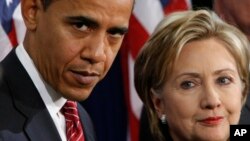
xmin=217 ymin=77 xmax=232 ymax=85
xmin=73 ymin=23 xmax=88 ymax=31
xmin=180 ymin=81 xmax=195 ymax=89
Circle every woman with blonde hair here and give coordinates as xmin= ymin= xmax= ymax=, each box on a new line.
xmin=135 ymin=10 xmax=250 ymax=141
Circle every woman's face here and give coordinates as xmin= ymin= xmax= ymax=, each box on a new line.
xmin=152 ymin=38 xmax=243 ymax=141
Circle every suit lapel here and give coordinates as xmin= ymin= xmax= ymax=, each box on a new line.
xmin=24 ymin=108 xmax=62 ymax=141
xmin=3 ymin=50 xmax=61 ymax=141
xmin=77 ymin=103 xmax=96 ymax=141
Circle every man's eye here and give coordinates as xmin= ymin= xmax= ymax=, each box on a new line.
xmin=73 ymin=23 xmax=88 ymax=31
xmin=110 ymin=33 xmax=123 ymax=38
xmin=180 ymin=81 xmax=195 ymax=89
xmin=217 ymin=77 xmax=232 ymax=85
xmin=108 ymin=28 xmax=128 ymax=39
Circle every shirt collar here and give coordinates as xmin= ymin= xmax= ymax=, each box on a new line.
xmin=15 ymin=44 xmax=67 ymax=114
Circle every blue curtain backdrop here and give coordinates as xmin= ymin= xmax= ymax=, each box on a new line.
xmin=81 ymin=53 xmax=127 ymax=141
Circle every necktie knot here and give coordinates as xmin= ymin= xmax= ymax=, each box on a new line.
xmin=62 ymin=101 xmax=79 ymax=122
xmin=62 ymin=100 xmax=85 ymax=141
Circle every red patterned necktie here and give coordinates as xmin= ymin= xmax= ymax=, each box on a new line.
xmin=62 ymin=100 xmax=85 ymax=141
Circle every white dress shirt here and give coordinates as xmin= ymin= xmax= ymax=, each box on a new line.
xmin=16 ymin=44 xmax=67 ymax=141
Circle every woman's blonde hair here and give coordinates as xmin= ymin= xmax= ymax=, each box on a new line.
xmin=134 ymin=10 xmax=250 ymax=141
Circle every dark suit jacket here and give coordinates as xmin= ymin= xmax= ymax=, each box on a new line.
xmin=240 ymin=95 xmax=250 ymax=124
xmin=0 ymin=49 xmax=96 ymax=141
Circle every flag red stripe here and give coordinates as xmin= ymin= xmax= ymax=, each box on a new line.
xmin=7 ymin=20 xmax=18 ymax=48
xmin=120 ymin=40 xmax=138 ymax=141
xmin=120 ymin=12 xmax=152 ymax=141
xmin=164 ymin=0 xmax=189 ymax=14
xmin=121 ymin=1 xmax=190 ymax=141
xmin=126 ymin=15 xmax=149 ymax=59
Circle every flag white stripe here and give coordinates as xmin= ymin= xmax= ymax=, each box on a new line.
xmin=13 ymin=3 xmax=25 ymax=44
xmin=126 ymin=1 xmax=165 ymax=141
xmin=129 ymin=0 xmax=164 ymax=121
xmin=134 ymin=0 xmax=164 ymax=34
xmin=128 ymin=53 xmax=143 ymax=119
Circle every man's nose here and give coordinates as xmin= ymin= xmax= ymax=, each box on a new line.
xmin=80 ymin=33 xmax=107 ymax=64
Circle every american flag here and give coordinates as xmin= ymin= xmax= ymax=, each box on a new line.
xmin=0 ymin=0 xmax=24 ymax=61
xmin=121 ymin=0 xmax=190 ymax=140
xmin=0 ymin=0 xmax=190 ymax=141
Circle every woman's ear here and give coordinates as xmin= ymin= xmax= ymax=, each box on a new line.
xmin=21 ymin=0 xmax=43 ymax=30
xmin=150 ymin=88 xmax=165 ymax=118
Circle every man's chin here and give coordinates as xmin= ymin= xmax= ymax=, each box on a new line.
xmin=61 ymin=88 xmax=93 ymax=101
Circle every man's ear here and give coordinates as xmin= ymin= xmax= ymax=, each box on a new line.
xmin=150 ymin=88 xmax=164 ymax=118
xmin=21 ymin=0 xmax=43 ymax=30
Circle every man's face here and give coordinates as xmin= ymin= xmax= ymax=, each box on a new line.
xmin=26 ymin=0 xmax=133 ymax=101
xmin=214 ymin=0 xmax=250 ymax=40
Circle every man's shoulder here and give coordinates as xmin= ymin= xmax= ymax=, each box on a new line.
xmin=77 ymin=103 xmax=97 ymax=141
xmin=0 ymin=90 xmax=26 ymax=135
xmin=78 ymin=103 xmax=93 ymax=127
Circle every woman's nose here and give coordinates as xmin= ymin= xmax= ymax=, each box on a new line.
xmin=200 ymin=84 xmax=222 ymax=109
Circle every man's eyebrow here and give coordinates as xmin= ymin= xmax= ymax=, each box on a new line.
xmin=66 ymin=16 xmax=99 ymax=28
xmin=66 ymin=15 xmax=128 ymax=34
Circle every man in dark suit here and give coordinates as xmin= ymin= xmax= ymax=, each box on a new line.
xmin=0 ymin=0 xmax=134 ymax=140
